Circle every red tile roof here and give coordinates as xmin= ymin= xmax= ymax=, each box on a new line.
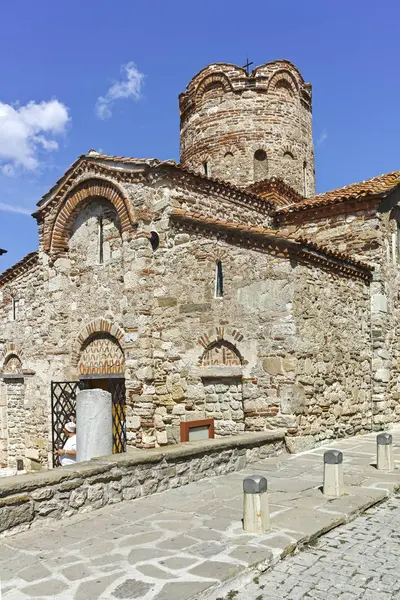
xmin=0 ymin=251 xmax=38 ymax=287
xmin=277 ymin=171 xmax=400 ymax=215
xmin=170 ymin=209 xmax=373 ymax=281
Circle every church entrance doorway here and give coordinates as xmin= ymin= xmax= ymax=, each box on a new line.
xmin=51 ymin=377 xmax=126 ymax=467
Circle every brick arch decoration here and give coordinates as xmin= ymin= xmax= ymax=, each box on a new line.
xmin=195 ymin=73 xmax=233 ymax=106
xmin=282 ymin=144 xmax=297 ymax=160
xmin=268 ymin=70 xmax=299 ymax=97
xmin=47 ymin=178 xmax=134 ymax=254
xmin=71 ymin=319 xmax=126 ymax=369
xmin=1 ymin=343 xmax=24 ymax=373
xmin=197 ymin=327 xmax=247 ymax=366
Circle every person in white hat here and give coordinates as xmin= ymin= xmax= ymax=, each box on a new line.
xmin=56 ymin=422 xmax=77 ymax=466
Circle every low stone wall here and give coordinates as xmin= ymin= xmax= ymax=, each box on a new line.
xmin=0 ymin=431 xmax=284 ymax=537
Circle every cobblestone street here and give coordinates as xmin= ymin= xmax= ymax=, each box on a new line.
xmin=241 ymin=496 xmax=400 ymax=600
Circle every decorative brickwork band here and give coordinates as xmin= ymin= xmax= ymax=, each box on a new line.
xmin=72 ymin=319 xmax=126 ymax=371
xmin=47 ymin=178 xmax=134 ymax=253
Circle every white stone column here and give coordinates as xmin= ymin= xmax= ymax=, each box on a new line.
xmin=76 ymin=389 xmax=112 ymax=462
xmin=323 ymin=449 xmax=344 ymax=497
xmin=377 ymin=432 xmax=394 ymax=471
xmin=243 ymin=475 xmax=270 ymax=533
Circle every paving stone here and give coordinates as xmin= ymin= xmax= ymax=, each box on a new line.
xmin=157 ymin=535 xmax=196 ymax=550
xmin=159 ymin=556 xmax=198 ymax=570
xmin=112 ymin=578 xmax=154 ymax=598
xmin=229 ymin=544 xmax=273 ymax=565
xmin=189 ymin=541 xmax=228 ymax=558
xmin=62 ymin=562 xmax=93 ymax=581
xmin=21 ymin=578 xmax=68 ymax=597
xmin=153 ymin=580 xmax=214 ymax=600
xmin=128 ymin=547 xmax=172 ymax=563
xmin=189 ymin=559 xmax=244 ymax=581
xmin=187 ymin=527 xmax=222 ymax=541
xmin=74 ymin=572 xmax=125 ymax=600
xmin=118 ymin=531 xmax=162 ymax=546
xmin=17 ymin=562 xmax=52 ymax=582
xmin=137 ymin=563 xmax=177 ymax=579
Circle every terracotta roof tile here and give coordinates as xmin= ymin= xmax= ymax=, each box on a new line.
xmin=277 ymin=171 xmax=400 ymax=215
xmin=170 ymin=208 xmax=373 ymax=281
xmin=0 ymin=251 xmax=39 ymax=287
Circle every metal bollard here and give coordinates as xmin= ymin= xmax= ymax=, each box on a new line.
xmin=243 ymin=475 xmax=270 ymax=533
xmin=377 ymin=433 xmax=394 ymax=471
xmin=323 ymin=450 xmax=344 ymax=497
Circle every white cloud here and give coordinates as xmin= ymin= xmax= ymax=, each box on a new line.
xmin=317 ymin=129 xmax=328 ymax=147
xmin=0 ymin=202 xmax=31 ymax=215
xmin=95 ymin=62 xmax=144 ymax=120
xmin=0 ymin=99 xmax=70 ymax=173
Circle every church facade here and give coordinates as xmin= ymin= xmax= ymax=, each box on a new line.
xmin=1 ymin=60 xmax=399 ymax=470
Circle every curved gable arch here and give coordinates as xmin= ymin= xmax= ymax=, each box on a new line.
xmin=195 ymin=72 xmax=233 ymax=106
xmin=47 ymin=178 xmax=134 ymax=254
xmin=268 ymin=70 xmax=299 ymax=97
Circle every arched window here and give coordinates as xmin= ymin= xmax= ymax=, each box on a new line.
xmin=215 ymin=261 xmax=223 ymax=298
xmin=224 ymin=151 xmax=233 ymax=159
xmin=203 ymin=162 xmax=209 ymax=177
xmin=254 ymin=149 xmax=268 ymax=182
xmin=150 ymin=231 xmax=160 ymax=251
xmin=283 ymin=151 xmax=295 ymax=160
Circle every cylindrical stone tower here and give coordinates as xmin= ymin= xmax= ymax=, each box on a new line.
xmin=179 ymin=60 xmax=315 ymax=197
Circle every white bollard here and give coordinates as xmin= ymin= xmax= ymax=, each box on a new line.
xmin=76 ymin=389 xmax=113 ymax=462
xmin=323 ymin=449 xmax=344 ymax=497
xmin=377 ymin=433 xmax=394 ymax=471
xmin=243 ymin=475 xmax=270 ymax=533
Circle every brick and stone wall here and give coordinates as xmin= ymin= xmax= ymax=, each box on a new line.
xmin=179 ymin=61 xmax=315 ymax=196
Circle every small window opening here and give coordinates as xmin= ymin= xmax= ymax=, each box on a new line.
xmin=150 ymin=231 xmax=160 ymax=251
xmin=215 ymin=261 xmax=223 ymax=298
xmin=254 ymin=149 xmax=267 ymax=162
xmin=397 ymin=221 xmax=400 ymax=262
xmin=224 ymin=151 xmax=234 ymax=159
xmin=303 ymin=161 xmax=307 ymax=197
xmin=11 ymin=297 xmax=17 ymax=321
xmin=98 ymin=217 xmax=104 ymax=264
xmin=203 ymin=162 xmax=209 ymax=177
xmin=284 ymin=151 xmax=294 ymax=160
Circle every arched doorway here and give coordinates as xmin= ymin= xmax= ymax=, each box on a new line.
xmin=78 ymin=332 xmax=126 ymax=455
xmin=51 ymin=325 xmax=127 ymax=465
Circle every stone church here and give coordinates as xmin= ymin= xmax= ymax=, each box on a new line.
xmin=1 ymin=59 xmax=399 ymax=471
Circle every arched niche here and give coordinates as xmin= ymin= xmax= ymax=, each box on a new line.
xmin=48 ymin=178 xmax=133 ymax=254
xmin=78 ymin=333 xmax=125 ymax=376
xmin=69 ymin=197 xmax=122 ymax=266
xmin=201 ymin=339 xmax=243 ymax=367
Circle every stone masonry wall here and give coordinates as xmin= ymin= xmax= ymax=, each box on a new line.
xmin=280 ymin=192 xmax=400 ymax=432
xmin=147 ymin=222 xmax=371 ymax=449
xmin=180 ymin=61 xmax=315 ymax=196
xmin=0 ymin=432 xmax=284 ymax=536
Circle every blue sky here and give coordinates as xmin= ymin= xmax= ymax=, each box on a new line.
xmin=0 ymin=1 xmax=398 ymax=269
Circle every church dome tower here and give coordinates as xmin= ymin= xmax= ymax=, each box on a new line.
xmin=179 ymin=60 xmax=315 ymax=197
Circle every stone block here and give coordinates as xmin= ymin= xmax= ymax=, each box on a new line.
xmin=371 ymin=293 xmax=387 ymax=313
xmin=263 ymin=357 xmax=283 ymax=375
xmin=0 ymin=495 xmax=34 ymax=533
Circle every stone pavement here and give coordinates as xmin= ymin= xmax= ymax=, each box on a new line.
xmin=241 ymin=495 xmax=400 ymax=599
xmin=1 ymin=428 xmax=400 ymax=600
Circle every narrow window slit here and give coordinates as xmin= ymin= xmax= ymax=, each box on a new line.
xmin=98 ymin=217 xmax=104 ymax=264
xmin=215 ymin=261 xmax=223 ymax=297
